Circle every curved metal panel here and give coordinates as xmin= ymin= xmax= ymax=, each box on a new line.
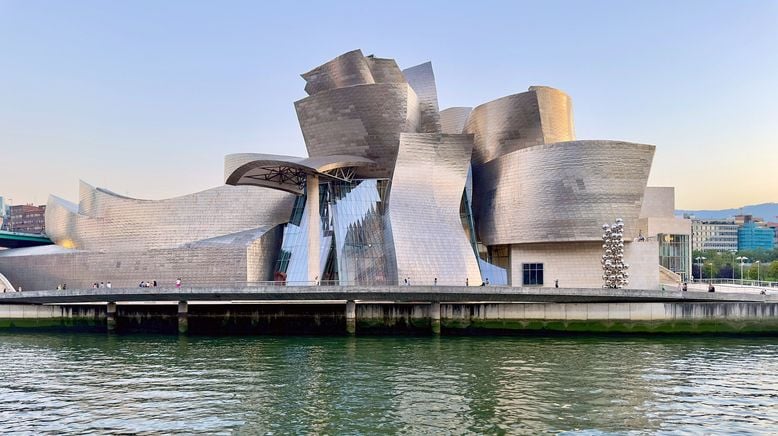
xmin=465 ymin=87 xmax=574 ymax=165
xmin=301 ymin=49 xmax=375 ymax=96
xmin=440 ymin=107 xmax=472 ymax=134
xmin=386 ymin=133 xmax=482 ymax=286
xmin=295 ymin=83 xmax=421 ymax=178
xmin=365 ymin=56 xmax=406 ymax=84
xmin=45 ymin=183 xmax=295 ymax=251
xmin=402 ymin=62 xmax=441 ymax=133
xmin=224 ymin=153 xmax=377 ymax=194
xmin=472 ymin=140 xmax=655 ymax=246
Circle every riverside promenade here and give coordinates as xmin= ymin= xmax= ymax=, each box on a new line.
xmin=1 ymin=286 xmax=777 ymax=335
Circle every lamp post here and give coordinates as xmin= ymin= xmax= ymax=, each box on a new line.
xmin=731 ymin=251 xmax=737 ymax=282
xmin=695 ymin=256 xmax=706 ymax=282
xmin=708 ymin=263 xmax=714 ymax=281
xmin=736 ymin=256 xmax=749 ymax=284
xmin=756 ymin=260 xmax=761 ymax=282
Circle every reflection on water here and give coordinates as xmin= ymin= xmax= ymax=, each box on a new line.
xmin=1 ymin=334 xmax=777 ymax=434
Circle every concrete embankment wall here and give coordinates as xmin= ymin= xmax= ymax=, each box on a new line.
xmin=1 ymin=302 xmax=777 ymax=334
xmin=0 ymin=304 xmax=105 ymax=331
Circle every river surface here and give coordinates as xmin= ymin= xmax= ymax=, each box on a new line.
xmin=1 ymin=333 xmax=777 ymax=434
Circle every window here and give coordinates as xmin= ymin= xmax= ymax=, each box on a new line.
xmin=522 ymin=263 xmax=544 ymax=286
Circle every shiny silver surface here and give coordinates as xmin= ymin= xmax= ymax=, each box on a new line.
xmin=0 ymin=49 xmax=669 ymax=292
xmin=402 ymin=62 xmax=441 ymax=133
xmin=0 ymin=180 xmax=293 ymax=290
xmin=386 ymin=133 xmax=482 ymax=286
xmin=0 ymin=225 xmax=284 ymax=291
xmin=472 ymin=140 xmax=655 ymax=246
xmin=295 ymin=83 xmax=420 ymax=178
xmin=301 ymin=49 xmax=375 ymax=96
xmin=465 ymin=86 xmax=574 ymax=165
xmin=440 ymin=107 xmax=472 ymax=134
xmin=602 ymin=219 xmax=630 ymax=288
xmin=45 ymin=181 xmax=294 ymax=251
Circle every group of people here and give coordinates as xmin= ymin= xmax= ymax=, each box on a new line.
xmin=138 ymin=280 xmax=158 ymax=288
xmin=91 ymin=282 xmax=111 ymax=289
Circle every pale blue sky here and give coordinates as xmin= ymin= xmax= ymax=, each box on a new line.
xmin=1 ymin=0 xmax=776 ymax=209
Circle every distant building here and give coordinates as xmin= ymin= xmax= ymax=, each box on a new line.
xmin=691 ymin=219 xmax=738 ymax=252
xmin=8 ymin=204 xmax=46 ymax=234
xmin=0 ymin=196 xmax=6 ymax=230
xmin=738 ymin=221 xmax=775 ymax=251
xmin=638 ymin=187 xmax=692 ymax=282
xmin=768 ymin=222 xmax=778 ymax=247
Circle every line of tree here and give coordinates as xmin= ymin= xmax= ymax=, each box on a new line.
xmin=692 ymin=248 xmax=778 ymax=281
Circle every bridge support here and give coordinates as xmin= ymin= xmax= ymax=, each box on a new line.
xmin=430 ymin=302 xmax=441 ymax=335
xmin=178 ymin=301 xmax=188 ymax=334
xmin=346 ymin=300 xmax=356 ymax=335
xmin=106 ymin=302 xmax=117 ymax=333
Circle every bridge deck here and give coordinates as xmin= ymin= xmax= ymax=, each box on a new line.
xmin=0 ymin=286 xmax=775 ymax=305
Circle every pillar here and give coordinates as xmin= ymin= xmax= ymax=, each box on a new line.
xmin=178 ymin=301 xmax=188 ymax=334
xmin=306 ymin=174 xmax=321 ymax=285
xmin=106 ymin=302 xmax=117 ymax=333
xmin=346 ymin=300 xmax=356 ymax=335
xmin=430 ymin=301 xmax=441 ymax=335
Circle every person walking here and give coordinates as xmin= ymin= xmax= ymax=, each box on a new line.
xmin=434 ymin=277 xmax=438 ymax=286
xmin=175 ymin=278 xmax=182 ymax=288
xmin=106 ymin=282 xmax=111 ymax=289
xmin=555 ymin=279 xmax=559 ymax=288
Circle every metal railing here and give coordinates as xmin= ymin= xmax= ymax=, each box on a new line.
xmin=31 ymin=279 xmax=492 ymax=291
xmin=692 ymin=278 xmax=778 ymax=288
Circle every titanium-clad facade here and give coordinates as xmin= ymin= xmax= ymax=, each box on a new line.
xmin=45 ymin=181 xmax=294 ymax=251
xmin=295 ymin=83 xmax=420 ymax=178
xmin=0 ymin=49 xmax=674 ymax=291
xmin=402 ymin=62 xmax=441 ymax=133
xmin=465 ymin=87 xmax=575 ymax=165
xmin=0 ymin=224 xmax=282 ymax=290
xmin=386 ymin=133 xmax=481 ymax=286
xmin=472 ymin=140 xmax=655 ymax=246
xmin=440 ymin=107 xmax=472 ymax=134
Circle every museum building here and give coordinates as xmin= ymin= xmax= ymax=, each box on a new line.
xmin=0 ymin=50 xmax=691 ymax=290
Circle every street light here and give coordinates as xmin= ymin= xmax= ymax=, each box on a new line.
xmin=756 ymin=260 xmax=761 ymax=282
xmin=708 ymin=262 xmax=714 ymax=281
xmin=731 ymin=251 xmax=737 ymax=282
xmin=736 ymin=256 xmax=749 ymax=284
xmin=695 ymin=256 xmax=707 ymax=282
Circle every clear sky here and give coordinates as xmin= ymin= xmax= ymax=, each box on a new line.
xmin=1 ymin=0 xmax=776 ymax=209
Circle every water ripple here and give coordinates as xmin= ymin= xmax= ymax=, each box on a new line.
xmin=0 ymin=334 xmax=777 ymax=434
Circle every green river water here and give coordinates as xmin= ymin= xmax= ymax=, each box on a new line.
xmin=0 ymin=333 xmax=776 ymax=434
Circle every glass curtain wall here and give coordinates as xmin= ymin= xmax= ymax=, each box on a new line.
xmin=658 ymin=233 xmax=690 ymax=281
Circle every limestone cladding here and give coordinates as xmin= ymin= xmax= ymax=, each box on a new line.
xmin=638 ymin=217 xmax=692 ymax=238
xmin=509 ymin=241 xmax=659 ymax=290
xmin=640 ymin=186 xmax=676 ymax=218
